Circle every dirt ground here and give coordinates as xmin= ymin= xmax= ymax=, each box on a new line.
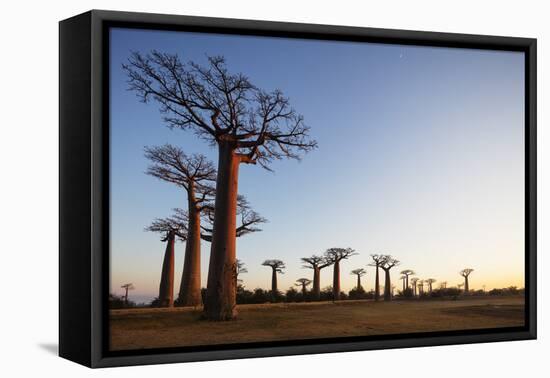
xmin=109 ymin=296 xmax=524 ymax=351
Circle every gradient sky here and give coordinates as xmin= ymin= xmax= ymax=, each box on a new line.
xmin=109 ymin=27 xmax=525 ymax=304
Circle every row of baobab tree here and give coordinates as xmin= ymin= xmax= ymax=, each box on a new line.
xmin=261 ymin=253 xmax=474 ymax=301
xmin=124 ymin=50 xmax=475 ymax=320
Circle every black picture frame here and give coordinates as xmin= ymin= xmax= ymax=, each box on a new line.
xmin=59 ymin=9 xmax=537 ymax=368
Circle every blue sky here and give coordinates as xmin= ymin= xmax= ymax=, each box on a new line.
xmin=109 ymin=27 xmax=525 ymax=303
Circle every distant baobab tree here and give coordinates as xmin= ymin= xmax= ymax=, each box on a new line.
xmin=262 ymin=260 xmax=286 ymax=296
xmin=301 ymin=255 xmax=333 ymax=300
xmin=121 ymin=283 xmax=134 ymax=305
xmin=457 ymin=282 xmax=464 ymax=290
xmin=295 ymin=278 xmax=312 ymax=295
xmin=410 ymin=277 xmax=419 ymax=296
xmin=350 ymin=268 xmax=366 ymax=290
xmin=235 ymin=259 xmax=248 ymax=290
xmin=369 ymin=254 xmax=385 ymax=301
xmin=145 ymin=145 xmax=216 ymax=307
xmin=425 ymin=278 xmax=436 ymax=294
xmin=123 ymin=52 xmax=317 ymax=320
xmin=399 ymin=275 xmax=407 ymax=292
xmin=380 ymin=255 xmax=400 ymax=301
xmin=460 ymin=268 xmax=474 ymax=294
xmin=325 ymin=248 xmax=358 ymax=300
xmin=440 ymin=281 xmax=448 ymax=289
xmin=146 ymin=218 xmax=187 ymax=307
xmin=418 ymin=280 xmax=425 ymax=295
xmin=400 ymin=269 xmax=415 ymax=290
xmin=391 ymin=284 xmax=396 ymax=298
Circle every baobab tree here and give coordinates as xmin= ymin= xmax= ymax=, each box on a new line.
xmin=460 ymin=268 xmax=474 ymax=294
xmin=425 ymin=278 xmax=436 ymax=294
xmin=301 ymin=255 xmax=333 ymax=300
xmin=262 ymin=260 xmax=286 ymax=297
xmin=325 ymin=248 xmax=358 ymax=300
xmin=369 ymin=254 xmax=385 ymax=301
xmin=121 ymin=283 xmax=134 ymax=305
xmin=350 ymin=268 xmax=366 ymax=290
xmin=410 ymin=277 xmax=419 ymax=296
xmin=295 ymin=278 xmax=312 ymax=295
xmin=399 ymin=275 xmax=407 ymax=292
xmin=124 ymin=52 xmax=317 ymax=320
xmin=418 ymin=280 xmax=425 ymax=295
xmin=146 ymin=217 xmax=187 ymax=307
xmin=380 ymin=255 xmax=400 ymax=301
xmin=145 ymin=145 xmax=216 ymax=307
xmin=440 ymin=281 xmax=448 ymax=289
xmin=400 ymin=269 xmax=415 ymax=290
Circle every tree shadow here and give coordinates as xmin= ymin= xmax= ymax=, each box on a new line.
xmin=38 ymin=343 xmax=58 ymax=355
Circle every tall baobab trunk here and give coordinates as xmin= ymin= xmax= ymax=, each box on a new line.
xmin=464 ymin=276 xmax=469 ymax=294
xmin=158 ymin=231 xmax=175 ymax=307
xmin=383 ymin=269 xmax=391 ymax=301
xmin=357 ymin=275 xmax=362 ymax=290
xmin=402 ymin=278 xmax=406 ymax=292
xmin=271 ymin=268 xmax=278 ymax=295
xmin=374 ymin=265 xmax=380 ymax=301
xmin=312 ymin=267 xmax=321 ymax=300
xmin=204 ymin=143 xmax=239 ymax=320
xmin=178 ymin=190 xmax=202 ymax=306
xmin=332 ymin=260 xmax=341 ymax=300
xmin=413 ymin=282 xmax=417 ymax=296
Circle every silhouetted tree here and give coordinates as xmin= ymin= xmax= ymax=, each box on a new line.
xmin=262 ymin=259 xmax=286 ymax=296
xmin=418 ymin=280 xmax=425 ymax=295
xmin=369 ymin=254 xmax=385 ymax=301
xmin=145 ymin=145 xmax=216 ymax=307
xmin=301 ymin=255 xmax=333 ymax=300
xmin=350 ymin=268 xmax=366 ymax=290
xmin=425 ymin=278 xmax=436 ymax=294
xmin=380 ymin=255 xmax=400 ymax=301
xmin=325 ymin=248 xmax=358 ymax=300
xmin=295 ymin=278 xmax=312 ymax=295
xmin=121 ymin=283 xmax=134 ymax=305
xmin=440 ymin=281 xmax=448 ymax=289
xmin=400 ymin=269 xmax=415 ymax=290
xmin=460 ymin=268 xmax=474 ymax=294
xmin=123 ymin=52 xmax=317 ymax=320
xmin=398 ymin=275 xmax=406 ymax=292
xmin=410 ymin=277 xmax=419 ymax=297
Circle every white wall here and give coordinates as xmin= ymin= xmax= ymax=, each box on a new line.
xmin=0 ymin=0 xmax=546 ymax=376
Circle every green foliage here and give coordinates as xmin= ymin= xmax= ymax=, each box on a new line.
xmin=109 ymin=294 xmax=135 ymax=309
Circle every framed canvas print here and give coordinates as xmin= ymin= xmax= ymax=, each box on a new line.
xmin=59 ymin=10 xmax=537 ymax=368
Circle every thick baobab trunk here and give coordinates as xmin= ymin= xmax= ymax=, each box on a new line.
xmin=158 ymin=231 xmax=175 ymax=307
xmin=464 ymin=276 xmax=469 ymax=294
xmin=357 ymin=275 xmax=362 ymax=290
xmin=204 ymin=143 xmax=239 ymax=320
xmin=405 ymin=276 xmax=409 ymax=289
xmin=333 ymin=260 xmax=341 ymax=300
xmin=178 ymin=194 xmax=202 ymax=306
xmin=374 ymin=265 xmax=380 ymax=301
xmin=402 ymin=279 xmax=406 ymax=292
xmin=413 ymin=283 xmax=417 ymax=296
xmin=383 ymin=269 xmax=391 ymax=301
xmin=271 ymin=268 xmax=278 ymax=295
xmin=301 ymin=284 xmax=307 ymax=295
xmin=312 ymin=267 xmax=321 ymax=300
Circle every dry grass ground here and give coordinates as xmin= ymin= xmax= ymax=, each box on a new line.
xmin=110 ymin=296 xmax=524 ymax=351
